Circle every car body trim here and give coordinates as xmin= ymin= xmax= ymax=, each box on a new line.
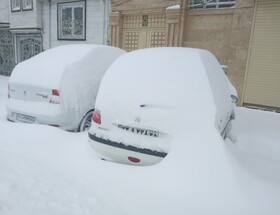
xmin=88 ymin=133 xmax=167 ymax=158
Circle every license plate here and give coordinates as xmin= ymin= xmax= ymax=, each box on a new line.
xmin=116 ymin=124 xmax=159 ymax=138
xmin=16 ymin=113 xmax=35 ymax=124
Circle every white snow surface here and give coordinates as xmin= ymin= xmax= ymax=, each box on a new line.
xmin=0 ymin=75 xmax=280 ymax=214
xmin=166 ymin=4 xmax=181 ymax=9
xmin=58 ymin=45 xmax=125 ymax=115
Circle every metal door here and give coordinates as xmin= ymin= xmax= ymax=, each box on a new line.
xmin=243 ymin=0 xmax=280 ymax=109
xmin=19 ymin=37 xmax=41 ymax=62
xmin=122 ymin=14 xmax=166 ymax=52
xmin=0 ymin=29 xmax=15 ymax=76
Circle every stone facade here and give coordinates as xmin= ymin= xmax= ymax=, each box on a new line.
xmin=228 ymin=0 xmax=255 ymax=105
xmin=183 ymin=1 xmax=255 ymax=105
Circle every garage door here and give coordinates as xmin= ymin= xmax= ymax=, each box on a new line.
xmin=122 ymin=14 xmax=166 ymax=52
xmin=243 ymin=0 xmax=280 ymax=109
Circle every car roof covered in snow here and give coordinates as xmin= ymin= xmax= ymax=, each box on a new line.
xmin=96 ymin=47 xmax=232 ymax=133
xmin=10 ymin=44 xmax=124 ymax=88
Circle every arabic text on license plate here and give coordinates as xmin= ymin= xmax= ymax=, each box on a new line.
xmin=117 ymin=124 xmax=159 ymax=138
xmin=16 ymin=114 xmax=35 ymax=123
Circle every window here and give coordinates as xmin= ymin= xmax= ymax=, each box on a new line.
xmin=11 ymin=0 xmax=21 ymax=11
xmin=188 ymin=0 xmax=235 ymax=10
xmin=11 ymin=0 xmax=33 ymax=12
xmin=57 ymin=1 xmax=86 ymax=40
xmin=22 ymin=0 xmax=33 ymax=11
xmin=19 ymin=37 xmax=41 ymax=62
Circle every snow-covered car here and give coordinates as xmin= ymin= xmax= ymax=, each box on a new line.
xmin=88 ymin=47 xmax=234 ymax=165
xmin=7 ymin=44 xmax=125 ymax=131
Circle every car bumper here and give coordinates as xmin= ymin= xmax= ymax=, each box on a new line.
xmin=6 ymin=100 xmax=78 ymax=131
xmin=88 ymin=132 xmax=167 ymax=165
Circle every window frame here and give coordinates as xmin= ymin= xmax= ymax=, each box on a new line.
xmin=57 ymin=0 xmax=86 ymax=41
xmin=188 ymin=0 xmax=235 ymax=10
xmin=11 ymin=0 xmax=21 ymax=12
xmin=22 ymin=0 xmax=33 ymax=11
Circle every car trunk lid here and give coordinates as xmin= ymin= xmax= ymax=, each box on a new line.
xmin=9 ymin=82 xmax=60 ymax=104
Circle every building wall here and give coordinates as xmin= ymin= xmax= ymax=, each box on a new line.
xmin=183 ymin=2 xmax=255 ymax=104
xmin=109 ymin=0 xmax=255 ymax=105
xmin=109 ymin=0 xmax=183 ymax=49
xmin=9 ymin=0 xmax=42 ymax=29
xmin=41 ymin=0 xmax=108 ymax=50
xmin=0 ymin=0 xmax=9 ymax=24
xmin=228 ymin=0 xmax=255 ymax=105
xmin=111 ymin=0 xmax=181 ymax=11
xmin=183 ymin=9 xmax=234 ymax=66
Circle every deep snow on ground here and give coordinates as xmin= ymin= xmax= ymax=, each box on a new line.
xmin=0 ymin=75 xmax=280 ymax=215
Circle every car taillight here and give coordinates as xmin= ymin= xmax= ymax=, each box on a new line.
xmin=52 ymin=89 xmax=60 ymax=96
xmin=50 ymin=89 xmax=60 ymax=104
xmin=92 ymin=109 xmax=101 ymax=124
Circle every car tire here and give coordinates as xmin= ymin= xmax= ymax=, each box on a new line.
xmin=78 ymin=109 xmax=94 ymax=132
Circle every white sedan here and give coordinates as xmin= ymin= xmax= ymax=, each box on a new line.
xmin=88 ymin=47 xmax=235 ymax=165
xmin=7 ymin=45 xmax=125 ymax=131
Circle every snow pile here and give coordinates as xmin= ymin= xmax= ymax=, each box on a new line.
xmin=228 ymin=108 xmax=280 ymax=162
xmin=226 ymin=107 xmax=280 ymax=182
xmin=0 ymin=121 xmax=117 ymax=215
xmin=0 ymin=151 xmax=101 ymax=215
xmin=166 ymin=4 xmax=181 ymax=10
xmin=60 ymin=45 xmax=125 ymax=115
